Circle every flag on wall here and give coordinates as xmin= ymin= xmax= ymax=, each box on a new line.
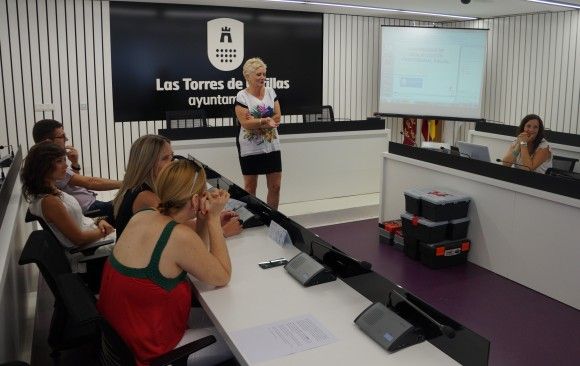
xmin=421 ymin=119 xmax=441 ymax=141
xmin=402 ymin=117 xmax=417 ymax=146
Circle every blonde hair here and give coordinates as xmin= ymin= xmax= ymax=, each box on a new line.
xmin=113 ymin=134 xmax=170 ymax=217
xmin=155 ymin=159 xmax=206 ymax=215
xmin=242 ymin=57 xmax=267 ymax=80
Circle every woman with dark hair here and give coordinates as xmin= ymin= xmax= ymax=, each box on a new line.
xmin=501 ymin=114 xmax=552 ymax=173
xmin=98 ymin=159 xmax=233 ymax=366
xmin=21 ymin=141 xmax=115 ymax=248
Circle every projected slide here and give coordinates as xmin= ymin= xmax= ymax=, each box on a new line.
xmin=379 ymin=27 xmax=487 ymax=120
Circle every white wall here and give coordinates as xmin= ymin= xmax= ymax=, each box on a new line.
xmin=0 ymin=1 xmax=579 ymax=181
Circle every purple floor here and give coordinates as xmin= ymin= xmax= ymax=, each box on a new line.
xmin=311 ymin=218 xmax=580 ymax=366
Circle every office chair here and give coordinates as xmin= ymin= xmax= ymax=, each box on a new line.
xmin=56 ymin=273 xmax=218 ymax=366
xmin=551 ymin=155 xmax=578 ymax=172
xmin=166 ymin=109 xmax=207 ymax=129
xmin=302 ymin=105 xmax=335 ymax=122
xmin=18 ymin=230 xmax=100 ymax=358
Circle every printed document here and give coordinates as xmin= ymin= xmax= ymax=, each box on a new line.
xmin=231 ymin=314 xmax=337 ymax=363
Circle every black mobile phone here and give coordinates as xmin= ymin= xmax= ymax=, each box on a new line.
xmin=258 ymin=258 xmax=288 ymax=269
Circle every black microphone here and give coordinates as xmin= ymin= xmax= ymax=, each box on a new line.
xmin=310 ymin=239 xmax=372 ymax=272
xmin=495 ymin=158 xmax=532 ymax=171
xmin=389 ymin=290 xmax=456 ymax=339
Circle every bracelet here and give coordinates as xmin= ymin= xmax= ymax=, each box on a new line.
xmin=71 ymin=164 xmax=81 ymax=171
xmin=93 ymin=216 xmax=107 ymax=225
xmin=520 ymin=141 xmax=527 ymax=146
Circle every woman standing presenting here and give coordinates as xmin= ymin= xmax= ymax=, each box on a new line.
xmin=234 ymin=57 xmax=282 ymax=209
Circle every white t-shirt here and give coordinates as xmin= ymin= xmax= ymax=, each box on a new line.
xmin=30 ymin=191 xmax=97 ymax=248
xmin=29 ymin=191 xmax=115 ymax=272
xmin=513 ymin=138 xmax=553 ymax=174
xmin=235 ymin=87 xmax=281 ymax=157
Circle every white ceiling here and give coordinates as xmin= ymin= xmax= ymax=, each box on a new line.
xmin=116 ymin=0 xmax=580 ymax=22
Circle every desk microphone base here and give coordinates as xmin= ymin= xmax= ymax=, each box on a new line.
xmin=354 ymin=302 xmax=425 ymax=352
xmin=285 ymin=252 xmax=336 ymax=287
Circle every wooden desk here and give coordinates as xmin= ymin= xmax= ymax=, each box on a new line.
xmin=191 ymin=226 xmax=458 ymax=365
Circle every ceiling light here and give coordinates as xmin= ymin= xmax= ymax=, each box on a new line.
xmin=526 ymin=0 xmax=580 ymax=9
xmin=262 ymin=0 xmax=478 ymax=20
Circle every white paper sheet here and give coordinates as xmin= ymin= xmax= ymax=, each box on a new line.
xmin=231 ymin=314 xmax=337 ymax=363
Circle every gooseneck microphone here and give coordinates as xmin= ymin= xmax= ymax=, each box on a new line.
xmin=389 ymin=290 xmax=456 ymax=339
xmin=495 ymin=158 xmax=532 ymax=171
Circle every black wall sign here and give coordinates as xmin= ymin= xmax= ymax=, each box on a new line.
xmin=110 ymin=2 xmax=323 ymax=121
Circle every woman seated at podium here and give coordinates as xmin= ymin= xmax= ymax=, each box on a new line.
xmin=113 ymin=134 xmax=241 ymax=238
xmin=501 ymin=114 xmax=552 ymax=173
xmin=21 ymin=141 xmax=115 ymax=247
xmin=98 ymin=159 xmax=233 ymax=366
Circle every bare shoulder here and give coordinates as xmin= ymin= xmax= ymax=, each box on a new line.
xmin=134 ymin=190 xmax=160 ymax=211
xmin=170 ymin=223 xmax=199 ymax=244
xmin=41 ymin=194 xmax=64 ymax=210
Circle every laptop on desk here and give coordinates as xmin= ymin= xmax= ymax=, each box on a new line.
xmin=456 ymin=141 xmax=491 ymax=163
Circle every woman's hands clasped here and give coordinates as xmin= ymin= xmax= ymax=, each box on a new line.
xmin=262 ymin=117 xmax=280 ymax=128
xmin=97 ymin=220 xmax=115 ymax=237
xmin=516 ymin=132 xmax=531 ymax=144
xmin=198 ymin=189 xmax=230 ymax=220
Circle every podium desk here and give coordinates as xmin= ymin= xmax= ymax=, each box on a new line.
xmin=380 ymin=143 xmax=580 ymax=310
xmin=191 ymin=226 xmax=458 ymax=365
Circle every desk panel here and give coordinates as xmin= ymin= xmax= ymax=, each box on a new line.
xmin=380 ymin=145 xmax=580 ymax=309
xmin=172 ymin=129 xmax=390 ymax=204
xmin=192 ymin=227 xmax=458 ymax=365
xmin=469 ymin=130 xmax=580 ymax=173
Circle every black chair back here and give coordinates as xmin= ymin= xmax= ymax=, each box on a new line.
xmin=552 ymin=155 xmax=578 ymax=172
xmin=19 ymin=230 xmax=72 ymax=299
xmin=19 ymin=231 xmax=99 ymax=354
xmin=56 ymin=273 xmax=217 ymax=366
xmin=100 ymin=320 xmax=137 ymax=366
xmin=302 ymin=105 xmax=335 ymax=122
xmin=166 ymin=109 xmax=207 ymax=129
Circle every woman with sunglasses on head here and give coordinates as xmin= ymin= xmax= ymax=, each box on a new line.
xmin=113 ymin=134 xmax=242 ymax=239
xmin=21 ymin=141 xmax=115 ymax=253
xmin=98 ymin=159 xmax=233 ymax=366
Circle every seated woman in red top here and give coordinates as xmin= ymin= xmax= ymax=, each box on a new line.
xmin=98 ymin=159 xmax=233 ymax=366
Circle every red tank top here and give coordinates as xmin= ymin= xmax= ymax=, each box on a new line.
xmin=97 ymin=221 xmax=192 ymax=366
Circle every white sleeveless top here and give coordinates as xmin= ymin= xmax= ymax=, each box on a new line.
xmin=513 ymin=138 xmax=553 ymax=174
xmin=29 ymin=191 xmax=98 ymax=248
xmin=235 ymin=87 xmax=281 ymax=157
